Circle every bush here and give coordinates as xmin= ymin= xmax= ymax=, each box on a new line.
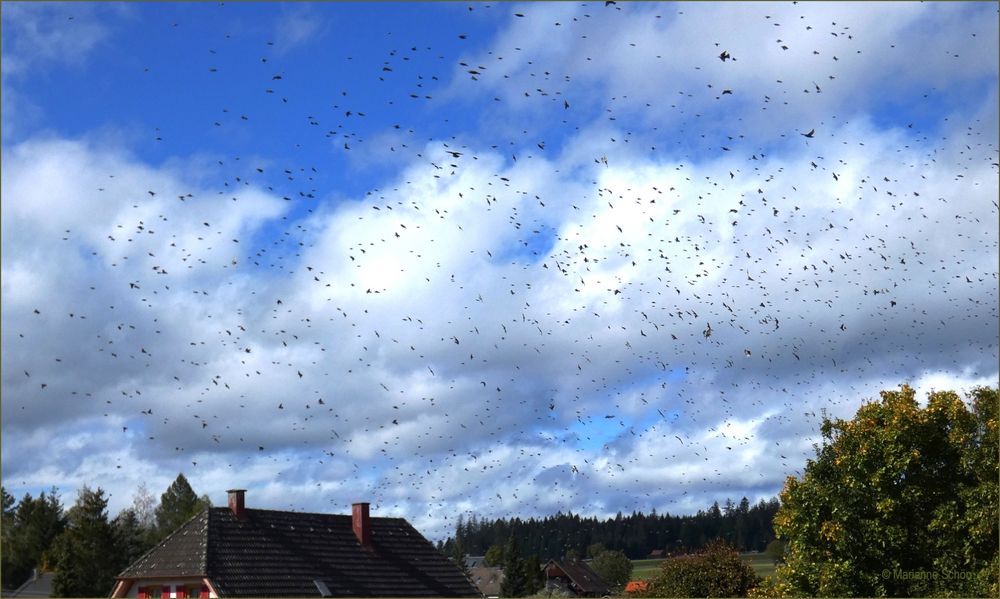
xmin=589 ymin=549 xmax=633 ymax=591
xmin=641 ymin=540 xmax=760 ymax=598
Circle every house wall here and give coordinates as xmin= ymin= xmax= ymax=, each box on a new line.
xmin=117 ymin=578 xmax=216 ymax=598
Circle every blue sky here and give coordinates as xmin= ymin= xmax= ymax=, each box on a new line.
xmin=2 ymin=1 xmax=997 ymax=540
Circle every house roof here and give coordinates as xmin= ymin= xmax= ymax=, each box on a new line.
xmin=118 ymin=507 xmax=479 ymax=598
xmin=4 ymin=572 xmax=55 ymax=598
xmin=544 ymin=559 xmax=611 ymax=595
xmin=467 ymin=565 xmax=503 ymax=597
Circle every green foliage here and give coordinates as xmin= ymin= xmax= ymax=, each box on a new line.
xmin=485 ymin=543 xmax=506 ymax=567
xmin=772 ymin=385 xmax=999 ymax=597
xmin=112 ymin=508 xmax=155 ymax=572
xmin=586 ymin=542 xmax=606 ymax=558
xmin=589 ymin=548 xmax=633 ymax=591
xmin=0 ymin=488 xmax=65 ymax=591
xmin=641 ymin=540 xmax=760 ymax=598
xmin=449 ymin=498 xmax=781 ymax=560
xmin=501 ymin=535 xmax=534 ymax=597
xmin=51 ymin=486 xmax=119 ymax=597
xmin=153 ymin=473 xmax=209 ymax=542
xmin=764 ymin=539 xmax=785 ymax=565
xmin=524 ymin=554 xmax=545 ymax=595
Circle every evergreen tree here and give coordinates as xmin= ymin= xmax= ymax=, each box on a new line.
xmin=1 ymin=487 xmax=18 ymax=590
xmin=153 ymin=473 xmax=208 ymax=541
xmin=112 ymin=508 xmax=154 ymax=571
xmin=51 ymin=486 xmax=118 ymax=597
xmin=524 ymin=554 xmax=545 ymax=595
xmin=500 ymin=535 xmax=530 ymax=597
xmin=1 ymin=489 xmax=65 ymax=591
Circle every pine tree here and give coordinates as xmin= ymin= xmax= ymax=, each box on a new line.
xmin=524 ymin=554 xmax=545 ymax=594
xmin=500 ymin=535 xmax=530 ymax=597
xmin=1 ymin=489 xmax=65 ymax=591
xmin=112 ymin=508 xmax=154 ymax=572
xmin=51 ymin=486 xmax=118 ymax=597
xmin=153 ymin=473 xmax=208 ymax=541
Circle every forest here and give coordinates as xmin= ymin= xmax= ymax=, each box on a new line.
xmin=442 ymin=496 xmax=781 ymax=560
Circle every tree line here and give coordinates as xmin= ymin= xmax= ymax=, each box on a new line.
xmin=1 ymin=473 xmax=210 ymax=597
xmin=442 ymin=495 xmax=781 ymax=561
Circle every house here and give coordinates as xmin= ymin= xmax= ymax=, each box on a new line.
xmin=466 ymin=565 xmax=503 ymax=598
xmin=542 ymin=559 xmax=610 ymax=598
xmin=3 ymin=569 xmax=55 ymax=598
xmin=647 ymin=549 xmax=665 ymax=559
xmin=111 ymin=490 xmax=479 ymax=598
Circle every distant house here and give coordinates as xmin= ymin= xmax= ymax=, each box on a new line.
xmin=111 ymin=490 xmax=479 ymax=598
xmin=467 ymin=565 xmax=503 ymax=598
xmin=647 ymin=549 xmax=665 ymax=559
xmin=3 ymin=570 xmax=55 ymax=598
xmin=543 ymin=559 xmax=610 ymax=597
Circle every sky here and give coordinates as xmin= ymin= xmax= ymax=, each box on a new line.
xmin=1 ymin=1 xmax=997 ymax=541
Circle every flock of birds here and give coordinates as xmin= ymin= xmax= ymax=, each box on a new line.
xmin=5 ymin=2 xmax=997 ymax=526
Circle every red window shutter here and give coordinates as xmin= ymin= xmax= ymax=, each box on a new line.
xmin=200 ymin=584 xmax=210 ymax=598
xmin=161 ymin=585 xmax=171 ymax=598
xmin=137 ymin=588 xmax=148 ymax=599
xmin=176 ymin=587 xmax=187 ymax=598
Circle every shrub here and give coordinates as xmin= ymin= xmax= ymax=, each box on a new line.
xmin=641 ymin=540 xmax=760 ymax=598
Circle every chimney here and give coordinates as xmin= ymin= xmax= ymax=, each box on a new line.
xmin=227 ymin=489 xmax=246 ymax=520
xmin=352 ymin=502 xmax=372 ymax=547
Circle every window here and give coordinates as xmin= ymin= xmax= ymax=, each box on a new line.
xmin=137 ymin=587 xmax=150 ymax=599
xmin=161 ymin=586 xmax=171 ymax=598
xmin=199 ymin=583 xmax=211 ymax=598
xmin=176 ymin=586 xmax=187 ymax=598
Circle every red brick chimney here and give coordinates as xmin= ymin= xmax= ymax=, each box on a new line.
xmin=227 ymin=489 xmax=247 ymax=520
xmin=352 ymin=502 xmax=372 ymax=547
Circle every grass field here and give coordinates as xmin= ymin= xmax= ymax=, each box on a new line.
xmin=630 ymin=552 xmax=777 ymax=581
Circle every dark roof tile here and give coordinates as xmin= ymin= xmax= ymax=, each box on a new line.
xmin=118 ymin=507 xmax=478 ymax=598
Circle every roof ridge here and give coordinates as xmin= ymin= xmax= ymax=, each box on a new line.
xmin=211 ymin=505 xmax=408 ymax=520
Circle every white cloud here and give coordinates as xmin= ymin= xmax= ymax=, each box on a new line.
xmin=1 ymin=2 xmax=996 ymax=539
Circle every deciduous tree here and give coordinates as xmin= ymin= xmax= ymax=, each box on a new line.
xmin=589 ymin=549 xmax=633 ymax=591
xmin=771 ymin=385 xmax=998 ymax=597
xmin=484 ymin=543 xmax=505 ymax=567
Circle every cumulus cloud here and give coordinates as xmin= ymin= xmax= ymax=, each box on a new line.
xmin=1 ymin=2 xmax=996 ymax=540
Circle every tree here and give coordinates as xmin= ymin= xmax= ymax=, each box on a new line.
xmin=130 ymin=482 xmax=157 ymax=531
xmin=112 ymin=507 xmax=154 ymax=572
xmin=484 ymin=543 xmax=505 ymax=567
xmin=589 ymin=549 xmax=633 ymax=591
xmin=524 ymin=554 xmax=545 ymax=595
xmin=1 ymin=489 xmax=65 ymax=591
xmin=771 ymin=385 xmax=999 ymax=597
xmin=642 ymin=540 xmax=760 ymax=598
xmin=764 ymin=539 xmax=785 ymax=565
xmin=153 ymin=473 xmax=208 ymax=541
xmin=500 ymin=535 xmax=531 ymax=597
xmin=51 ymin=486 xmax=119 ymax=597
xmin=586 ymin=542 xmax=606 ymax=558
